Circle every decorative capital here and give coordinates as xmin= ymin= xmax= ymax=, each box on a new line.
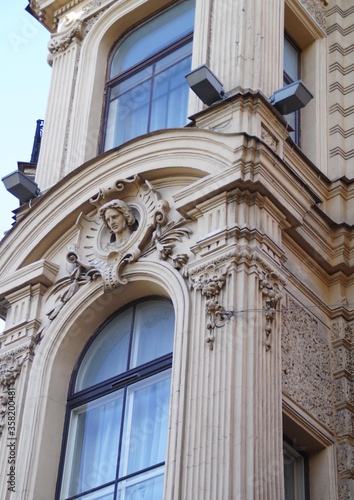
xmin=48 ymin=18 xmax=84 ymax=62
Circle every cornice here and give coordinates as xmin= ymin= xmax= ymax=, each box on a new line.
xmin=0 ymin=260 xmax=59 ymax=300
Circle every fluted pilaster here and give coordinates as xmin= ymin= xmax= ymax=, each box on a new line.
xmin=35 ymin=20 xmax=83 ymax=191
xmin=208 ymin=0 xmax=284 ymax=97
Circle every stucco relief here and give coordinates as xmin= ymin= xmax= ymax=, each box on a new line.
xmin=261 ymin=125 xmax=278 ymax=153
xmin=190 ymin=263 xmax=231 ymax=349
xmin=0 ymin=343 xmax=34 ymax=435
xmin=282 ymin=299 xmax=334 ymax=430
xmin=300 ymin=0 xmax=327 ymax=30
xmin=47 ymin=175 xmax=191 ymax=320
xmin=259 ymin=272 xmax=282 ymax=350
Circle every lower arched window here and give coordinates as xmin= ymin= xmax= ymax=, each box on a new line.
xmin=57 ymin=298 xmax=175 ymax=500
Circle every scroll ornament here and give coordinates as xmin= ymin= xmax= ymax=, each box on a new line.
xmin=47 ymin=176 xmax=191 ymax=320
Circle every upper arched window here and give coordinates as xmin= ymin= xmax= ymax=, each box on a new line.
xmin=57 ymin=298 xmax=175 ymax=500
xmin=103 ymin=0 xmax=195 ymax=151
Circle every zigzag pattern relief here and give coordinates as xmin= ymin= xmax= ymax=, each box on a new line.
xmin=326 ymin=5 xmax=354 ymax=18
xmin=329 ymin=42 xmax=354 ymax=56
xmin=329 ymin=103 xmax=354 ymax=117
xmin=329 ymin=62 xmax=354 ymax=75
xmin=330 ymin=125 xmax=354 ymax=138
xmin=330 ymin=147 xmax=354 ymax=160
xmin=329 ymin=82 xmax=354 ymax=95
xmin=327 ymin=23 xmax=354 ymax=37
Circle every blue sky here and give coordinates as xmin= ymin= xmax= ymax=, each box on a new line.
xmin=0 ymin=2 xmax=51 ymax=238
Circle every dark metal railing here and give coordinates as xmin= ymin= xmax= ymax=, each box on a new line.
xmin=30 ymin=119 xmax=44 ymax=164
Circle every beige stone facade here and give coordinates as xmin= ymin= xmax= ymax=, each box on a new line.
xmin=0 ymin=0 xmax=353 ymax=498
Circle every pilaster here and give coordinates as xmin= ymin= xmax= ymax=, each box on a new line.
xmin=35 ymin=18 xmax=84 ymax=191
xmin=173 ymin=187 xmax=286 ymax=499
xmin=0 ymin=260 xmax=58 ymax=499
xmin=0 ymin=284 xmax=49 ymax=500
xmin=208 ymin=0 xmax=284 ymax=97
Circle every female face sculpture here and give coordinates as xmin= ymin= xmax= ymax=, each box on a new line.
xmin=99 ymin=200 xmax=136 ymax=245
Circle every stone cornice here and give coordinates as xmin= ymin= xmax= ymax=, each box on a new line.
xmin=0 ymin=260 xmax=59 ymax=300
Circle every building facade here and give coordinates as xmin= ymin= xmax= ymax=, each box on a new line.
xmin=0 ymin=0 xmax=353 ymax=499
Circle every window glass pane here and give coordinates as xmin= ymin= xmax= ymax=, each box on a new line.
xmin=119 ymin=370 xmax=172 ymax=477
xmin=110 ymin=0 xmax=195 ymax=77
xmin=105 ymin=73 xmax=152 ymax=149
xmin=76 ymin=309 xmax=133 ymax=391
xmin=105 ymin=44 xmax=192 ymax=150
xmin=150 ymin=44 xmax=192 ymax=131
xmin=130 ymin=301 xmax=174 ymax=368
xmin=62 ymin=391 xmax=124 ymax=498
xmin=284 ymin=36 xmax=299 ymax=82
xmin=117 ymin=466 xmax=165 ymax=500
xmin=79 ymin=485 xmax=115 ymax=500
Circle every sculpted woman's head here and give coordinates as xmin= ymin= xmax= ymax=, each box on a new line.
xmin=99 ymin=199 xmax=136 ymax=244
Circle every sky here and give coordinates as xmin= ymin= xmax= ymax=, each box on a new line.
xmin=0 ymin=2 xmax=51 ymax=238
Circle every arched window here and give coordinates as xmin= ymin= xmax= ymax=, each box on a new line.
xmin=103 ymin=0 xmax=195 ymax=151
xmin=58 ymin=298 xmax=175 ymax=500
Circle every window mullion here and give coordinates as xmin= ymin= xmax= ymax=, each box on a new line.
xmin=147 ymin=62 xmax=157 ymax=133
xmin=114 ymin=385 xmax=128 ymax=497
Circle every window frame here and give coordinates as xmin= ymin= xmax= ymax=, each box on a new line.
xmin=55 ymin=297 xmax=175 ymax=500
xmin=283 ymin=32 xmax=301 ymax=146
xmin=100 ymin=1 xmax=195 ymax=153
xmin=283 ymin=0 xmax=328 ymax=170
xmin=283 ymin=437 xmax=310 ymax=500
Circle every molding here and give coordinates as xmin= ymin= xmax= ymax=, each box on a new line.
xmin=283 ymin=395 xmax=335 ymax=448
